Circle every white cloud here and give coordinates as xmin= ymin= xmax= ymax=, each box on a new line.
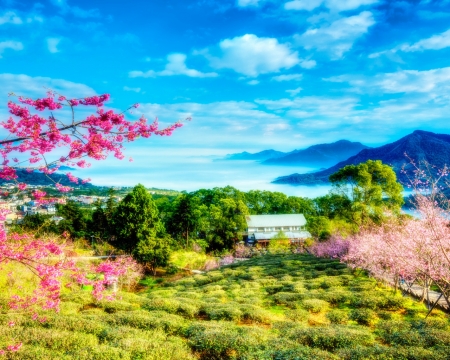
xmin=247 ymin=79 xmax=260 ymax=85
xmin=284 ymin=0 xmax=378 ymax=12
xmin=284 ymin=0 xmax=323 ymax=11
xmin=272 ymin=74 xmax=303 ymax=81
xmin=237 ymin=0 xmax=261 ymax=6
xmin=124 ymin=86 xmax=141 ymax=93
xmin=0 ymin=73 xmax=96 ymax=98
xmin=129 ymin=53 xmax=218 ymax=78
xmin=295 ymin=11 xmax=375 ymax=59
xmin=46 ymin=37 xmax=61 ymax=53
xmin=0 ymin=11 xmax=22 ymax=25
xmin=286 ymin=87 xmax=302 ymax=96
xmin=400 ymin=28 xmax=450 ymax=52
xmin=370 ymin=28 xmax=450 ymax=58
xmin=264 ymin=122 xmax=290 ymax=135
xmin=50 ymin=0 xmax=100 ymax=18
xmin=0 ymin=41 xmax=23 ymax=58
xmin=206 ymin=34 xmax=301 ymax=77
xmin=327 ymin=67 xmax=450 ymax=94
xmin=325 ymin=0 xmax=378 ymax=12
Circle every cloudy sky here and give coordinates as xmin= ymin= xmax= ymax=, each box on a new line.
xmin=1 ymin=0 xmax=450 ymax=187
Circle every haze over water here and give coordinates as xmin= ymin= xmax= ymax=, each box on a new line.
xmin=82 ymin=157 xmax=332 ymax=198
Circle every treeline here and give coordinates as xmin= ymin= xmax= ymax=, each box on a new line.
xmin=14 ymin=160 xmax=405 ymax=272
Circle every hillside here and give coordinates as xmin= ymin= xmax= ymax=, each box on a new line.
xmin=273 ymin=130 xmax=450 ymax=185
xmin=264 ymin=140 xmax=369 ymax=167
xmin=1 ymin=253 xmax=447 ymax=359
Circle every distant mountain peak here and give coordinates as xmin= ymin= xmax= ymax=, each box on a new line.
xmin=263 ymin=139 xmax=370 ymax=167
xmin=273 ymin=130 xmax=450 ymax=186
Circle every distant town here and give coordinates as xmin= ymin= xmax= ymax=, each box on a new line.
xmin=0 ymin=183 xmax=180 ymax=227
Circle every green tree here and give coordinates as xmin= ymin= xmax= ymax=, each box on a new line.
xmin=111 ymin=184 xmax=163 ymax=253
xmin=166 ymin=193 xmax=201 ymax=248
xmin=133 ymin=235 xmax=172 ymax=276
xmin=314 ymin=193 xmax=352 ymax=219
xmin=56 ymin=200 xmax=91 ymax=238
xmin=306 ymin=215 xmax=332 ymax=241
xmin=205 ymin=197 xmax=249 ymax=251
xmin=329 ymin=160 xmax=404 ymax=225
xmin=91 ymin=188 xmax=117 ymax=241
xmin=268 ymin=230 xmax=291 ymax=253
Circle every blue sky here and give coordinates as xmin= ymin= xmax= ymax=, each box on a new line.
xmin=1 ymin=0 xmax=450 ymax=187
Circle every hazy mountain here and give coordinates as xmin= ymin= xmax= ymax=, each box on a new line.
xmin=222 ymin=149 xmax=286 ymax=161
xmin=263 ymin=140 xmax=369 ymax=167
xmin=273 ymin=130 xmax=450 ymax=185
xmin=0 ymin=169 xmax=93 ymax=187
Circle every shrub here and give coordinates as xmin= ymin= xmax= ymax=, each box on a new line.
xmin=302 ymin=299 xmax=329 ymax=313
xmin=350 ymin=308 xmax=378 ymax=326
xmin=201 ymin=304 xmax=242 ymax=321
xmin=338 ymin=345 xmax=448 ymax=360
xmin=106 ymin=310 xmax=187 ymax=335
xmin=273 ymin=292 xmax=305 ymax=306
xmin=185 ymin=322 xmax=269 ymax=360
xmin=285 ymin=309 xmax=309 ymax=322
xmin=290 ymin=325 xmax=375 ymax=351
xmin=326 ymin=309 xmax=349 ymax=324
xmin=240 ymin=305 xmax=275 ymax=324
xmin=323 ymin=289 xmax=352 ymax=306
xmin=265 ymin=284 xmax=284 ymax=295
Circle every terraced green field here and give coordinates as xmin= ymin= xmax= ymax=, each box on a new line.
xmin=1 ymin=253 xmax=449 ymax=359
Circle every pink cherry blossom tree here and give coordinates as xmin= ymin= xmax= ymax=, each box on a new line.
xmin=0 ymin=91 xmax=184 ymax=354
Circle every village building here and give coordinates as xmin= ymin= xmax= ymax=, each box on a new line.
xmin=245 ymin=214 xmax=311 ymax=247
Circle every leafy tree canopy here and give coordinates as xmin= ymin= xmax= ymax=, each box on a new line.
xmin=112 ymin=184 xmax=163 ymax=253
xmin=329 ymin=160 xmax=404 ymax=225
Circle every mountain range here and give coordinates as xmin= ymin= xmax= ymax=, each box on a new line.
xmin=222 ymin=140 xmax=369 ymax=166
xmin=0 ymin=169 xmax=93 ymax=188
xmin=273 ymin=130 xmax=450 ymax=185
xmin=222 ymin=149 xmax=285 ymax=161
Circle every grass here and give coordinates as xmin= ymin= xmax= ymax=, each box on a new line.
xmin=0 ymin=253 xmax=449 ymax=359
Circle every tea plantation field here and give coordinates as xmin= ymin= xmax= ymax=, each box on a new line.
xmin=1 ymin=253 xmax=449 ymax=359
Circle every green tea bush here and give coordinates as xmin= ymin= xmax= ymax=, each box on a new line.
xmin=117 ymin=329 xmax=196 ymax=360
xmin=265 ymin=284 xmax=284 ymax=295
xmin=201 ymin=304 xmax=243 ymax=321
xmin=323 ymin=289 xmax=352 ymax=305
xmin=326 ymin=309 xmax=349 ymax=324
xmin=319 ymin=277 xmax=342 ymax=289
xmin=176 ymin=278 xmax=197 ymax=288
xmin=290 ymin=325 xmax=375 ymax=351
xmin=143 ymin=297 xmax=181 ymax=314
xmin=41 ymin=314 xmax=106 ymax=336
xmin=376 ymin=294 xmax=406 ymax=311
xmin=273 ymin=292 xmax=305 ymax=305
xmin=98 ymin=300 xmax=139 ymax=313
xmin=193 ymin=275 xmax=212 ymax=286
xmin=106 ymin=310 xmax=187 ymax=334
xmin=338 ymin=344 xmax=448 ymax=360
xmin=240 ymin=305 xmax=275 ymax=324
xmin=302 ymin=298 xmax=329 ymax=313
xmin=285 ymin=308 xmax=309 ymax=322
xmin=254 ymin=339 xmax=339 ymax=360
xmin=20 ymin=327 xmax=99 ymax=351
xmin=185 ymin=321 xmax=269 ymax=360
xmin=350 ymin=308 xmax=378 ymax=326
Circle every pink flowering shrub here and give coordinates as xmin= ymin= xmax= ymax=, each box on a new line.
xmin=219 ymin=254 xmax=235 ymax=266
xmin=309 ymin=235 xmax=350 ymax=259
